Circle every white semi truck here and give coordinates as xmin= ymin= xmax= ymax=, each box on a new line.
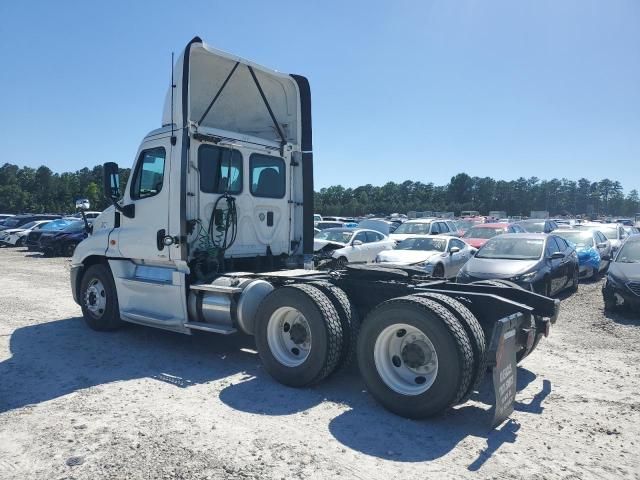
xmin=70 ymin=37 xmax=559 ymax=422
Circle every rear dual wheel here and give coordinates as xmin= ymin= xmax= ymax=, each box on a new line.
xmin=255 ymin=284 xmax=344 ymax=387
xmin=357 ymin=295 xmax=477 ymax=418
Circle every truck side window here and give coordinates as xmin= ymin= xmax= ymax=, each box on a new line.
xmin=131 ymin=147 xmax=166 ymax=200
xmin=198 ymin=145 xmax=243 ymax=194
xmin=250 ymin=154 xmax=285 ymax=198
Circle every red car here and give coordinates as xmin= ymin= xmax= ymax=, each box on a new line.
xmin=462 ymin=222 xmax=525 ymax=249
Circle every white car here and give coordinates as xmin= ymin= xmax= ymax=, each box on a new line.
xmin=0 ymin=220 xmax=52 ymax=247
xmin=314 ymin=228 xmax=395 ymax=266
xmin=576 ymin=223 xmax=629 ymax=254
xmin=376 ymin=235 xmax=475 ymax=278
xmin=389 ymin=218 xmax=458 ymax=242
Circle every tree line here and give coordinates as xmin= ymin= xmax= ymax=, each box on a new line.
xmin=1 ymin=163 xmax=638 ymax=218
xmin=0 ymin=163 xmax=130 ymax=214
xmin=315 ymin=173 xmax=640 ymax=218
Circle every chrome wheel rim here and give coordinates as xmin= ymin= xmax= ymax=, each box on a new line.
xmin=266 ymin=307 xmax=312 ymax=367
xmin=84 ymin=278 xmax=107 ymax=318
xmin=374 ymin=323 xmax=438 ymax=395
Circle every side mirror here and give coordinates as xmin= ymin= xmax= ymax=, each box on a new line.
xmin=352 ymin=240 xmax=363 ymax=246
xmin=75 ymin=198 xmax=90 ymax=211
xmin=550 ymin=252 xmax=564 ymax=260
xmin=103 ymin=162 xmax=121 ymax=201
xmin=449 ymin=246 xmax=461 ymax=255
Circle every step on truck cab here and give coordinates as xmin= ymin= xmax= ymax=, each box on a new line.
xmin=70 ymin=37 xmax=560 ymax=423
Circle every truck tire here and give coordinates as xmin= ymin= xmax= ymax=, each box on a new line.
xmin=79 ymin=263 xmax=123 ymax=331
xmin=255 ymin=284 xmax=343 ymax=387
xmin=414 ymin=292 xmax=486 ymax=403
xmin=357 ymin=295 xmax=474 ymax=418
xmin=309 ymin=281 xmax=360 ymax=369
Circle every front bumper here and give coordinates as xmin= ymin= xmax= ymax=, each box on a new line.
xmin=603 ymin=282 xmax=640 ymax=311
xmin=70 ymin=265 xmax=83 ymax=304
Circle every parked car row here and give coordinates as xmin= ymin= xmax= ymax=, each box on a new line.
xmin=312 ymin=214 xmax=639 ymax=312
xmin=0 ymin=216 xmax=91 ymax=257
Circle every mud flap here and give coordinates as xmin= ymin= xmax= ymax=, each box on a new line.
xmin=488 ymin=314 xmax=519 ymax=428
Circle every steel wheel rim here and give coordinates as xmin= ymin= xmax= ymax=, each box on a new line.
xmin=84 ymin=278 xmax=107 ymax=318
xmin=374 ymin=323 xmax=438 ymax=395
xmin=266 ymin=306 xmax=312 ymax=367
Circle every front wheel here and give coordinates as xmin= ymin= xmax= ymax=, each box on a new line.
xmin=432 ymin=263 xmax=445 ymax=278
xmin=15 ymin=237 xmax=25 ymax=247
xmin=80 ymin=263 xmax=122 ymax=331
xmin=569 ymin=267 xmax=579 ymax=293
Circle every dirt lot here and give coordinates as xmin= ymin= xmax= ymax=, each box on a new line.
xmin=0 ymin=248 xmax=639 ymax=479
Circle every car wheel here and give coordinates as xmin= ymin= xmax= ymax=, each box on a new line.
xmin=603 ymin=292 xmax=617 ymax=311
xmin=432 ymin=263 xmax=445 ymax=278
xmin=80 ymin=264 xmax=123 ymax=331
xmin=335 ymin=256 xmax=348 ymax=269
xmin=16 ymin=237 xmax=25 ymax=247
xmin=569 ymin=267 xmax=579 ymax=293
xmin=64 ymin=242 xmax=78 ymax=257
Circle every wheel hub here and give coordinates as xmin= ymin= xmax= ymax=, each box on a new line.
xmin=266 ymin=307 xmax=312 ymax=367
xmin=373 ymin=323 xmax=439 ymax=396
xmin=289 ymin=323 xmax=308 ymax=345
xmin=84 ymin=278 xmax=106 ymax=317
xmin=402 ymin=341 xmax=432 ymax=369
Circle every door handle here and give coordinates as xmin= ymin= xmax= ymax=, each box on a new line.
xmin=157 ymin=229 xmax=166 ymax=251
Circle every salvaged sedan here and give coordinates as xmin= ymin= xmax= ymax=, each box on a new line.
xmin=457 ymin=233 xmax=579 ymax=296
xmin=314 ymin=228 xmax=395 ymax=267
xmin=375 ymin=235 xmax=474 ymax=278
xmin=603 ymin=235 xmax=640 ymax=312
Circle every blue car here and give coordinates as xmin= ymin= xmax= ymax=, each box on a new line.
xmin=555 ymin=229 xmax=612 ymax=279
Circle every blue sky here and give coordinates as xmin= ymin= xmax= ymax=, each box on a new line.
xmin=1 ymin=1 xmax=638 ymax=190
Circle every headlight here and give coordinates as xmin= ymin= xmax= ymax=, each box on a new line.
xmin=512 ymin=271 xmax=538 ymax=282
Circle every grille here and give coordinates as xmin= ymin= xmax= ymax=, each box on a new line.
xmin=627 ymin=282 xmax=640 ymax=297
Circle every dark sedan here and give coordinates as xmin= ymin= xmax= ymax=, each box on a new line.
xmin=40 ymin=220 xmax=89 ymax=256
xmin=602 ymin=235 xmax=640 ymax=312
xmin=25 ymin=218 xmax=75 ymax=251
xmin=456 ymin=233 xmax=579 ymax=296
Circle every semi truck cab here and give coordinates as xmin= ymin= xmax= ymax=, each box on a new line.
xmin=71 ymin=37 xmax=313 ymax=334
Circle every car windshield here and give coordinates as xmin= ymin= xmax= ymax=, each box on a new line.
xmin=476 ymin=237 xmax=544 ymax=260
xmin=315 ymin=229 xmax=354 ymax=244
xmin=19 ymin=221 xmax=38 ymax=230
xmin=463 ymin=227 xmax=503 ymax=239
xmin=2 ymin=218 xmax=21 ymax=227
xmin=615 ymin=241 xmax=640 ymax=263
xmin=519 ymin=221 xmax=545 ymax=233
xmin=557 ymin=231 xmax=594 ymax=247
xmin=396 ymin=237 xmax=447 ymax=252
xmin=41 ymin=219 xmax=73 ymax=231
xmin=61 ymin=222 xmax=85 ymax=233
xmin=597 ymin=227 xmax=618 ymax=240
xmin=392 ymin=222 xmax=432 ymax=235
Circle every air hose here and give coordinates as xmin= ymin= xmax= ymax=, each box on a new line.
xmin=192 ymin=193 xmax=238 ymax=281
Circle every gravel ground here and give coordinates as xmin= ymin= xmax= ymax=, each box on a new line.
xmin=0 ymin=248 xmax=639 ymax=479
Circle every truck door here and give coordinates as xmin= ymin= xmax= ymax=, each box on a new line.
xmin=246 ymin=152 xmax=291 ymax=257
xmin=117 ymin=138 xmax=172 ymax=262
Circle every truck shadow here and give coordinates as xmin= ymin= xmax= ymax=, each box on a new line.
xmin=219 ymin=366 xmax=550 ymax=463
xmin=1 ymin=317 xmax=551 ymax=467
xmin=0 ymin=317 xmax=258 ymax=413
